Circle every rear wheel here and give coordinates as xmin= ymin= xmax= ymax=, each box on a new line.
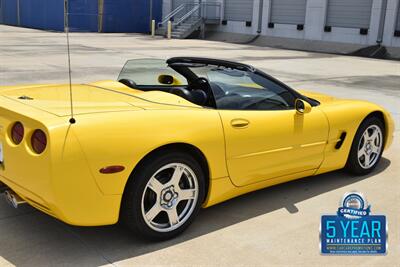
xmin=345 ymin=116 xmax=385 ymax=175
xmin=121 ymin=151 xmax=205 ymax=240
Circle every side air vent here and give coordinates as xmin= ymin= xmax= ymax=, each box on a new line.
xmin=335 ymin=132 xmax=347 ymax=149
xmin=18 ymin=95 xmax=33 ymax=100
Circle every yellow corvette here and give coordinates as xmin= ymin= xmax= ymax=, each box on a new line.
xmin=0 ymin=57 xmax=394 ymax=240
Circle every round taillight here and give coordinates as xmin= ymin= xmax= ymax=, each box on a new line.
xmin=11 ymin=122 xmax=24 ymax=145
xmin=31 ymin=129 xmax=47 ymax=154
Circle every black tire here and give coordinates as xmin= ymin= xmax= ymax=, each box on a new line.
xmin=120 ymin=150 xmax=205 ymax=240
xmin=345 ymin=116 xmax=385 ymax=175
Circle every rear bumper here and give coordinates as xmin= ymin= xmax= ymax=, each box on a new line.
xmin=0 ymin=172 xmax=122 ymax=226
xmin=0 ymin=174 xmax=55 ymax=216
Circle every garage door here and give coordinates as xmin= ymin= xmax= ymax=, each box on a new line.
xmin=224 ymin=0 xmax=254 ymax=21
xmin=270 ymin=0 xmax=307 ymax=25
xmin=326 ymin=0 xmax=373 ymax=28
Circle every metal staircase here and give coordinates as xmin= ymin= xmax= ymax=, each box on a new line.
xmin=157 ymin=2 xmax=220 ymax=39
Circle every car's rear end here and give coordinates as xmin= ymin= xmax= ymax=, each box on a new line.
xmin=0 ymin=85 xmax=135 ymax=226
xmin=0 ymin=95 xmax=56 ymax=214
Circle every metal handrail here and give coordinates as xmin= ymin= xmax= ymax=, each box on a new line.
xmin=157 ymin=1 xmax=221 ymax=37
xmin=173 ymin=4 xmax=200 ymax=26
xmin=158 ymin=4 xmax=185 ymax=27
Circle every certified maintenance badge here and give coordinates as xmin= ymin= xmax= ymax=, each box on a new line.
xmin=320 ymin=192 xmax=387 ymax=255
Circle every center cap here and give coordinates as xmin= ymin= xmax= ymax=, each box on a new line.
xmin=163 ymin=191 xmax=173 ymax=201
xmin=365 ymin=143 xmax=372 ymax=154
xmin=160 ymin=186 xmax=179 ymax=208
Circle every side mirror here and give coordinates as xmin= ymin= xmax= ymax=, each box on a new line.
xmin=295 ymin=99 xmax=312 ymax=114
xmin=158 ymin=74 xmax=174 ymax=85
xmin=119 ymin=78 xmax=137 ymax=88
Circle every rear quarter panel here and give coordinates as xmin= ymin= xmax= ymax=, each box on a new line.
xmin=72 ymin=108 xmax=228 ymax=195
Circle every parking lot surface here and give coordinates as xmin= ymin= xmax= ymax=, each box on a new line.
xmin=0 ymin=25 xmax=399 ymax=267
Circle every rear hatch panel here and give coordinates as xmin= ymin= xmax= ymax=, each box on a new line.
xmin=0 ymin=83 xmax=143 ymax=116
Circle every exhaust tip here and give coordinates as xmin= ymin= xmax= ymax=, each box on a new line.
xmin=4 ymin=190 xmax=26 ymax=208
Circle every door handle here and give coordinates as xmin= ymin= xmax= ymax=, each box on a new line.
xmin=231 ymin=119 xmax=250 ymax=128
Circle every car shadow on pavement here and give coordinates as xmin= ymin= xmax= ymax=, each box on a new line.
xmin=0 ymin=158 xmax=391 ymax=266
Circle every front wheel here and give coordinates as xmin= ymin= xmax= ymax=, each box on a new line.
xmin=345 ymin=116 xmax=385 ymax=175
xmin=121 ymin=151 xmax=205 ymax=240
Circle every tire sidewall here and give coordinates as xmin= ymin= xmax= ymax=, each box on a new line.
xmin=122 ymin=151 xmax=205 ymax=240
xmin=346 ymin=117 xmax=385 ymax=175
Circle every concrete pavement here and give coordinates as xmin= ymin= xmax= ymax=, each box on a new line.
xmin=0 ymin=25 xmax=399 ymax=267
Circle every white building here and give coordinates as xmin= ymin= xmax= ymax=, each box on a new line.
xmin=161 ymin=0 xmax=400 ymax=50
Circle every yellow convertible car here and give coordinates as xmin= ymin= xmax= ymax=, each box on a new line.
xmin=0 ymin=57 xmax=394 ymax=240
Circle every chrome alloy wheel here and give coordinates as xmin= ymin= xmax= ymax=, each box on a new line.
xmin=141 ymin=163 xmax=199 ymax=232
xmin=357 ymin=125 xmax=383 ymax=169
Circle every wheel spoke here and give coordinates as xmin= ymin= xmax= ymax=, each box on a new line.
xmin=167 ymin=207 xmax=180 ymax=226
xmin=364 ymin=153 xmax=371 ymax=168
xmin=148 ymin=177 xmax=164 ymax=195
xmin=170 ymin=166 xmax=184 ymax=186
xmin=363 ymin=131 xmax=370 ymax=140
xmin=371 ymin=145 xmax=380 ymax=154
xmin=370 ymin=130 xmax=379 ymax=141
xmin=179 ymin=188 xmax=196 ymax=201
xmin=358 ymin=149 xmax=365 ymax=159
xmin=145 ymin=203 xmax=162 ymax=222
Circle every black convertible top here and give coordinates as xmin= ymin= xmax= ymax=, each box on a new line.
xmin=167 ymin=57 xmax=255 ymax=72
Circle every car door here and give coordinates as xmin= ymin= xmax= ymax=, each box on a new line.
xmin=205 ymin=67 xmax=329 ymax=187
xmin=219 ymin=107 xmax=329 ymax=187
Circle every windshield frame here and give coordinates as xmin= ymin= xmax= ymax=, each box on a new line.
xmin=167 ymin=57 xmax=319 ymax=107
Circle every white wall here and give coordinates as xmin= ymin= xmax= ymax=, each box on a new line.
xmin=382 ymin=0 xmax=400 ymax=47
xmin=161 ymin=0 xmax=400 ymax=47
xmin=304 ymin=0 xmax=326 ymax=40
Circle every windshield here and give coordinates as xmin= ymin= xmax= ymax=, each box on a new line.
xmin=118 ymin=58 xmax=187 ymax=86
xmin=188 ymin=65 xmax=297 ymax=110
